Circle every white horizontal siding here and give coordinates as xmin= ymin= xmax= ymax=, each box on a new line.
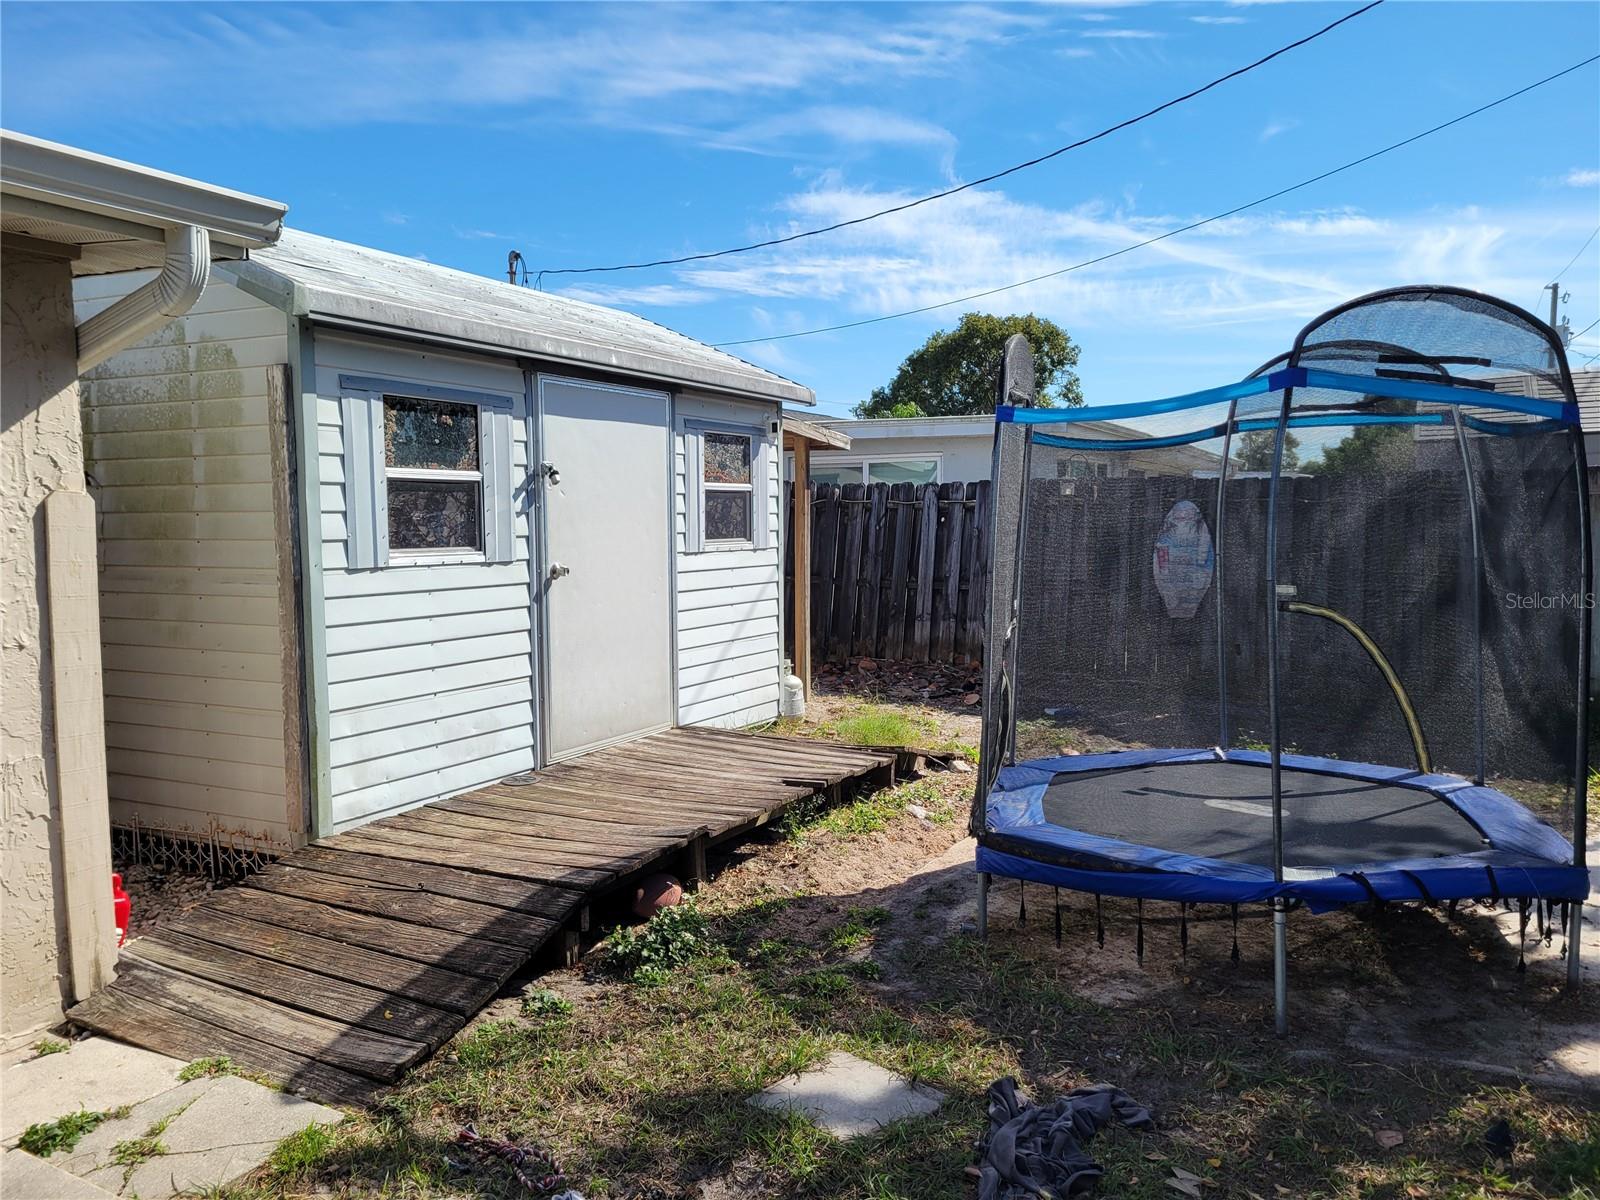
xmin=312 ymin=334 xmax=536 ymax=828
xmin=75 ymin=276 xmax=297 ymax=849
xmin=672 ymin=393 xmax=783 ymax=730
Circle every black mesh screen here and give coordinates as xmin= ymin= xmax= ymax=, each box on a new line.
xmin=979 ymin=288 xmax=1586 ymax=850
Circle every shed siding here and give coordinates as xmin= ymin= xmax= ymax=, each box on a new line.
xmin=674 ymin=393 xmax=783 ymax=728
xmin=73 ymin=275 xmax=297 ymax=851
xmin=311 ymin=334 xmax=534 ymax=831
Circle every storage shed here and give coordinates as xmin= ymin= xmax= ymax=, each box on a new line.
xmin=75 ymin=230 xmax=813 ymax=854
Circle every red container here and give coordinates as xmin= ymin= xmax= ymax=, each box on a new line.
xmin=112 ymin=873 xmax=130 ymax=946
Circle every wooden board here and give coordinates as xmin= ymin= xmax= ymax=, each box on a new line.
xmin=70 ymin=726 xmax=898 ymax=1106
xmin=109 ymin=962 xmax=425 ymax=1081
xmin=244 ymin=865 xmax=560 ymax=948
xmin=123 ymin=930 xmax=460 ymax=1045
xmin=171 ymin=907 xmax=494 ymax=1014
xmin=201 ymin=888 xmax=529 ymax=981
xmin=69 ymin=983 xmax=378 ymax=1106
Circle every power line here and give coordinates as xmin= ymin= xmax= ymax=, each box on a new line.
xmin=532 ymin=0 xmax=1385 ymax=285
xmin=1550 ymin=226 xmax=1600 ymax=285
xmin=712 ymin=55 xmax=1600 ymax=349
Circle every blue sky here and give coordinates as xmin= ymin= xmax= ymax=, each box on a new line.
xmin=4 ymin=1 xmax=1597 ymax=416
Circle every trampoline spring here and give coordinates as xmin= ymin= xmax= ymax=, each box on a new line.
xmin=1136 ymin=898 xmax=1145 ymax=963
xmin=1230 ymin=904 xmax=1240 ymax=964
xmin=1536 ymin=899 xmax=1547 ymax=941
xmin=1447 ymin=898 xmax=1459 ymax=919
xmin=1180 ymin=903 xmax=1189 ymax=958
xmin=1054 ymin=888 xmax=1062 ymax=948
xmin=1095 ymin=895 xmax=1105 ymax=949
xmin=1018 ymin=882 xmax=1027 ymax=927
xmin=1517 ymin=899 xmax=1529 ymax=974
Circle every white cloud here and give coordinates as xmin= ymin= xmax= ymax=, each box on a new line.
xmin=592 ymin=177 xmax=1599 ymax=350
xmin=559 ymin=283 xmax=718 ymax=307
xmin=1190 ymin=14 xmax=1248 ymax=24
xmin=1081 ymin=28 xmax=1165 ymax=38
xmin=0 ymin=4 xmax=1036 ymax=130
xmin=1259 ymin=118 xmax=1300 ymax=142
xmin=705 ymin=105 xmax=957 ymax=159
xmin=1563 ymin=168 xmax=1600 ymax=187
xmin=1058 ymin=47 xmax=1097 ymax=58
xmin=454 ymin=228 xmax=517 ymax=241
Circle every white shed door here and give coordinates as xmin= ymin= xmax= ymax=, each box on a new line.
xmin=537 ymin=377 xmax=673 ymax=761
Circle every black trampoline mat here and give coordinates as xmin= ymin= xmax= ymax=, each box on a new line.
xmin=1036 ymin=760 xmax=1488 ymax=869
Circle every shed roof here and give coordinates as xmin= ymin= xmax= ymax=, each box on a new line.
xmin=225 ymin=229 xmax=812 ymax=405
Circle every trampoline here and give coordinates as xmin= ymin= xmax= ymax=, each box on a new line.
xmin=972 ymin=287 xmax=1591 ymax=1031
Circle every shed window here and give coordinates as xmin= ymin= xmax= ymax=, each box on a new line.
xmin=683 ymin=419 xmax=771 ymax=554
xmin=341 ymin=378 xmax=516 ymax=570
xmin=703 ymin=431 xmax=753 ymax=544
xmin=385 ymin=397 xmax=483 ymax=553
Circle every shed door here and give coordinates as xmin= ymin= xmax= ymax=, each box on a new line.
xmin=536 ymin=377 xmax=674 ymax=760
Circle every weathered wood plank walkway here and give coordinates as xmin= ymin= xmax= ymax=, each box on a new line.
xmin=69 ymin=728 xmax=894 ymax=1105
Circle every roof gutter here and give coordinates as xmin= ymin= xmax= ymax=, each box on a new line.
xmin=76 ymin=224 xmax=209 ymax=373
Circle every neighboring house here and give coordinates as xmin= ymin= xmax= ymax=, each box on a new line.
xmin=75 ymin=229 xmax=813 ymax=857
xmin=1 ymin=130 xmax=286 ymax=1047
xmin=798 ymin=412 xmax=1221 ymax=484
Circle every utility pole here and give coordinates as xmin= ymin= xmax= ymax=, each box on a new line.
xmin=1545 ymin=281 xmax=1571 ymax=369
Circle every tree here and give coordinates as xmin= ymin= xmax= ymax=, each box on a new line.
xmin=1314 ymin=398 xmax=1417 ymax=477
xmin=1235 ymin=428 xmax=1300 ymax=472
xmin=854 ymin=313 xmax=1082 ymax=418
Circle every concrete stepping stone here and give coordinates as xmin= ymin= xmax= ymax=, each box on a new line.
xmin=1 ymin=1039 xmax=185 ymax=1145
xmin=1 ymin=1148 xmax=117 ymax=1199
xmin=65 ymin=1075 xmax=342 ymax=1200
xmin=748 ymin=1050 xmax=943 ymax=1139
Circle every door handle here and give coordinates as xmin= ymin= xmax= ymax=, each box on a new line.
xmin=549 ymin=562 xmax=571 ymax=580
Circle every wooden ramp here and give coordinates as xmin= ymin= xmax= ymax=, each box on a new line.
xmin=69 ymin=728 xmax=894 ymax=1104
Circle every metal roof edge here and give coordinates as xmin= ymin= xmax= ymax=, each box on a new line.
xmin=1 ymin=130 xmax=286 ymax=248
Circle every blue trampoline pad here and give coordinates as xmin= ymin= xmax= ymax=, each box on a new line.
xmin=978 ymin=748 xmax=1588 ymax=911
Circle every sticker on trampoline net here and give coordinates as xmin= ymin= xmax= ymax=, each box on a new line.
xmin=1152 ymin=500 xmax=1214 ymax=619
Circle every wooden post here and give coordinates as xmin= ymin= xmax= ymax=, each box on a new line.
xmin=686 ymin=833 xmax=709 ymax=891
xmin=792 ymin=438 xmax=813 ymax=697
xmin=44 ymin=491 xmax=119 ymax=1003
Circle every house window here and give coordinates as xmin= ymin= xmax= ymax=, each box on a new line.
xmin=808 ymin=455 xmax=941 ymax=487
xmin=703 ymin=431 xmax=754 ymax=544
xmin=384 ymin=396 xmax=483 ymax=554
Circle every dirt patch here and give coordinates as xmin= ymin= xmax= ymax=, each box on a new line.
xmin=115 ymin=861 xmax=228 ymax=941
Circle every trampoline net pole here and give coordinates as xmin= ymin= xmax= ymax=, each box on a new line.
xmin=1215 ymin=400 xmax=1238 ymax=750
xmin=1569 ymin=424 xmax=1592 ymax=990
xmin=1449 ymin=406 xmax=1488 ymax=786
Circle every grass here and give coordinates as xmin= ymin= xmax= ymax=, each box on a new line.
xmin=31 ymin=1036 xmax=69 ymax=1056
xmin=783 ymin=777 xmax=958 ymax=839
xmin=791 ymin=698 xmax=979 ymax=761
xmin=18 ymin=1108 xmax=123 ymax=1158
xmin=179 ymin=1055 xmax=236 ymax=1081
xmin=213 ymin=699 xmax=1599 ymax=1199
xmin=519 ymin=989 xmax=574 ymax=1020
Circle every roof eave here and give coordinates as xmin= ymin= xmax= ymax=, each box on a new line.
xmin=0 ymin=130 xmax=286 ymax=249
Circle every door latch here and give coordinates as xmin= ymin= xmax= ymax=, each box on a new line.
xmin=549 ymin=562 xmax=571 ymax=580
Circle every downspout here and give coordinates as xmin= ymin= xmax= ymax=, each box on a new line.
xmin=77 ymin=224 xmax=210 ymax=373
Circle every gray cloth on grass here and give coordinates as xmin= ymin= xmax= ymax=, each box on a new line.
xmin=976 ymin=1077 xmax=1153 ymax=1199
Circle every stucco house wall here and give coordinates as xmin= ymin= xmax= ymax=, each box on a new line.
xmin=1 ymin=248 xmax=117 ymax=1047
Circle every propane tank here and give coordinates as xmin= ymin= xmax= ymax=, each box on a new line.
xmin=779 ymin=660 xmax=805 ymax=718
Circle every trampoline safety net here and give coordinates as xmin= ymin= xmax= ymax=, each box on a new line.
xmin=973 ymin=287 xmax=1590 ymax=940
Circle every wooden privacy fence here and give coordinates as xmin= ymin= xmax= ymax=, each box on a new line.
xmin=785 ymin=481 xmax=991 ymax=665
xmin=784 ymin=470 xmax=1522 ymax=683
